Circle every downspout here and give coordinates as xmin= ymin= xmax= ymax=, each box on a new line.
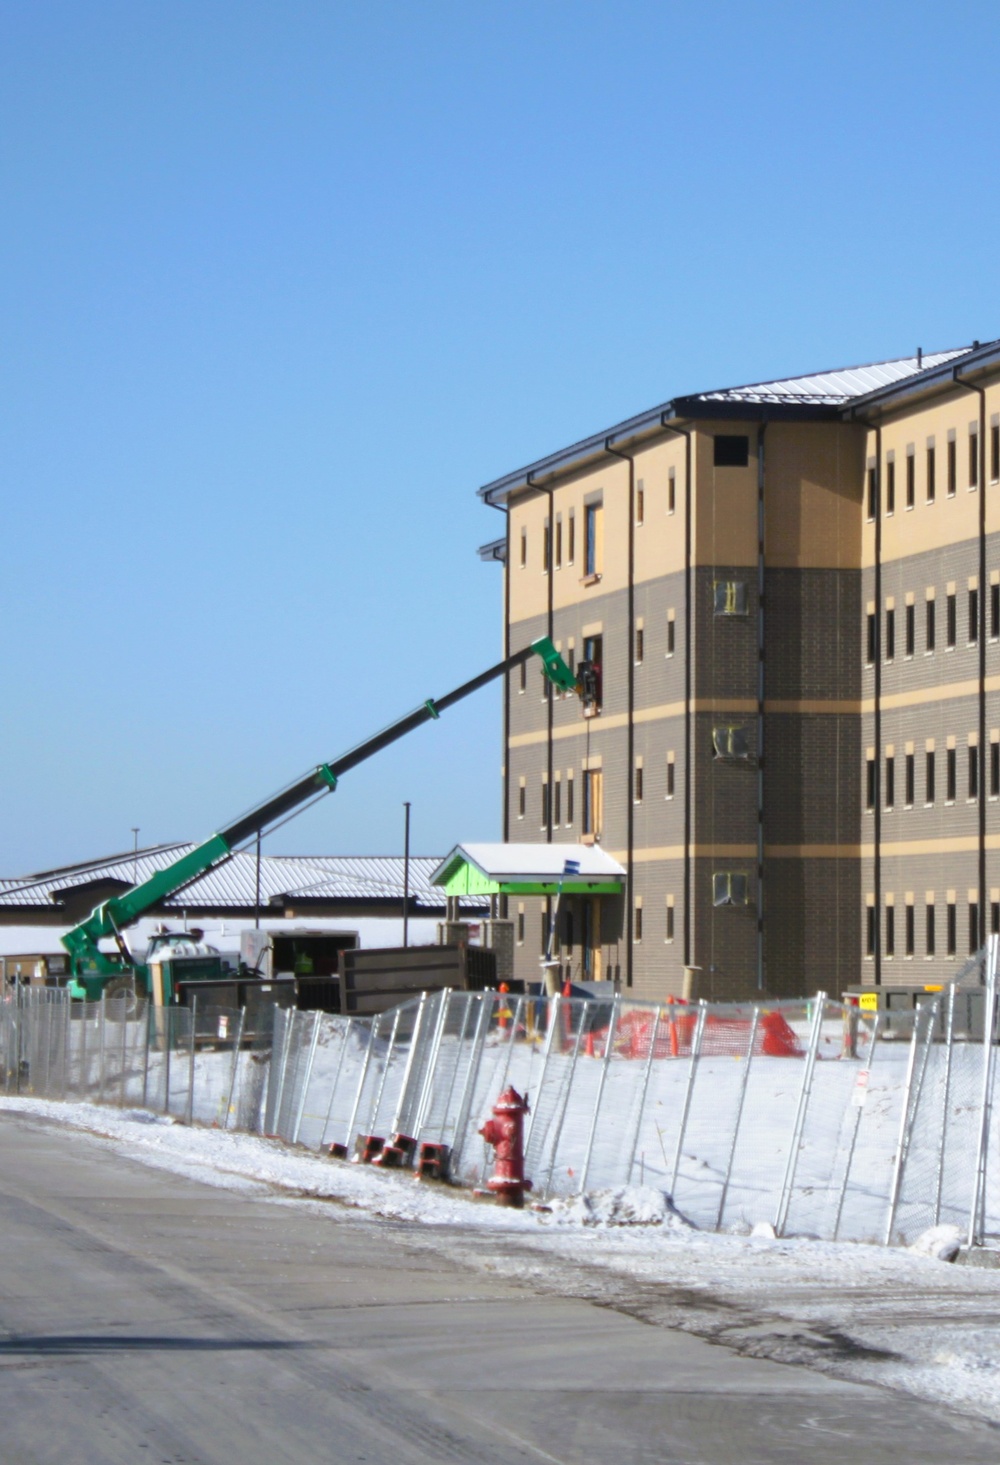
xmin=487 ymin=499 xmax=512 ymax=857
xmin=528 ymin=474 xmax=556 ymax=845
xmin=756 ymin=425 xmax=766 ymax=992
xmin=661 ymin=417 xmax=694 ymax=970
xmin=953 ymin=369 xmax=988 ymax=948
xmin=605 ymin=439 xmax=636 ymax=988
xmin=874 ymin=422 xmax=883 ymax=986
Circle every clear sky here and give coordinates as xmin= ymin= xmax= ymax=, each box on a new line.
xmin=3 ymin=0 xmax=999 ymax=874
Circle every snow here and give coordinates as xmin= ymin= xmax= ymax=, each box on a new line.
xmin=4 ymin=1093 xmax=1000 ymax=1426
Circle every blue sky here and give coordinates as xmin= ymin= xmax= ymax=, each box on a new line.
xmin=2 ymin=0 xmax=999 ymax=873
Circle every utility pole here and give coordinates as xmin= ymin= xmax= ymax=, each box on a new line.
xmin=402 ymin=802 xmax=411 ymax=948
xmin=131 ymin=828 xmax=140 ymax=886
xmin=254 ymin=830 xmax=262 ymax=930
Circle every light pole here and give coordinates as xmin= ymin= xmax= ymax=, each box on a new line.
xmin=402 ymin=802 xmax=411 ymax=948
xmin=131 ymin=828 xmax=140 ymax=885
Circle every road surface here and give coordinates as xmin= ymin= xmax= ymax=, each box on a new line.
xmin=0 ymin=1112 xmax=995 ymax=1464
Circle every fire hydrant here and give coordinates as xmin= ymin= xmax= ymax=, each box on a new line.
xmin=479 ymin=1086 xmax=532 ymax=1208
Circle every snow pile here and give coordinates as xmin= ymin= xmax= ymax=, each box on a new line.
xmin=540 ymin=1185 xmax=692 ymax=1229
xmin=908 ymin=1224 xmax=963 ymax=1261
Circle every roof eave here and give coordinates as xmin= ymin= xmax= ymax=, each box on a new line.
xmin=842 ymin=341 xmax=1000 ymax=419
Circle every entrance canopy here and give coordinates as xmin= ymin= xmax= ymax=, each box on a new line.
xmin=431 ymin=843 xmax=625 ymax=898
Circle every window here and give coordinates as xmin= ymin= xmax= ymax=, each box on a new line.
xmin=866 ymin=756 xmax=876 ymax=810
xmin=948 ymin=437 xmax=957 ymax=496
xmin=584 ymin=502 xmax=602 ymax=577
xmin=714 ymin=435 xmax=749 ymax=467
xmin=666 ymin=901 xmax=675 ymax=942
xmin=905 ymin=603 xmax=915 ymax=657
xmin=634 ymin=625 xmax=644 ymax=664
xmin=885 ymin=903 xmax=895 ymax=958
xmin=969 ymin=902 xmax=980 ymax=954
xmin=567 ymin=511 xmax=575 ymax=564
xmin=866 ymin=905 xmax=876 ymax=957
xmin=540 ymin=911 xmax=549 ymax=954
xmin=926 ymin=901 xmax=936 ymax=957
xmin=994 ymin=902 xmax=1000 ymax=937
xmin=993 ymin=422 xmax=1000 ymax=482
xmin=666 ymin=756 xmax=676 ymax=798
xmin=713 ymin=725 xmax=750 ymax=759
xmin=946 ymin=747 xmax=957 ymax=802
xmin=555 ymin=516 xmax=562 ymax=569
xmin=580 ymin=635 xmax=602 ymax=716
xmin=553 ymin=778 xmax=561 ymax=827
xmin=905 ymin=752 xmax=915 ymax=806
xmin=517 ymin=907 xmax=525 ymax=944
xmin=947 ymin=592 xmax=957 ymax=648
xmin=518 ymin=780 xmax=526 ymax=818
xmin=992 ymin=583 xmax=1000 ymax=639
xmin=520 ymin=528 xmax=527 ymax=568
xmin=866 ymin=612 xmax=877 ymax=664
xmin=714 ymin=581 xmax=748 ymax=616
xmin=886 ymin=459 xmax=895 ymax=515
xmin=969 ymin=745 xmax=979 ymax=801
xmin=541 ymin=779 xmax=550 ymax=829
xmin=565 ymin=773 xmax=574 ymax=826
xmin=926 ymin=751 xmax=936 ymax=804
xmin=562 ymin=906 xmax=574 ymax=949
xmin=970 ymin=429 xmax=979 ymax=488
xmin=926 ymin=598 xmax=936 ymax=652
xmin=713 ymin=872 xmax=748 ymax=906
xmin=518 ymin=660 xmax=527 ymax=693
xmin=634 ymin=901 xmax=643 ymax=942
xmin=947 ymin=900 xmax=957 ymax=957
xmin=633 ymin=762 xmax=643 ymax=802
xmin=885 ymin=755 xmax=895 ymax=808
xmin=867 ymin=466 xmax=877 ymax=520
xmin=668 ymin=470 xmax=676 ymax=514
xmin=635 ymin=480 xmax=645 ymax=525
xmin=906 ymin=903 xmax=915 ymax=957
xmin=666 ymin=615 xmax=676 ymax=655
xmin=927 ymin=444 xmax=936 ymax=502
xmin=969 ymin=588 xmax=979 ymax=644
xmin=885 ymin=607 xmax=895 ymax=661
xmin=906 ymin=451 xmax=915 ymax=509
xmin=543 ymin=520 xmax=550 ymax=573
xmin=992 ymin=741 xmax=1000 ymax=799
xmin=582 ymin=768 xmax=603 ymax=837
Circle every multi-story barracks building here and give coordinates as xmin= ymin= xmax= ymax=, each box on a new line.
xmin=476 ymin=339 xmax=1000 ymax=1002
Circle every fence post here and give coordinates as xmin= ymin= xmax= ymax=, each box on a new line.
xmin=223 ymin=1007 xmax=246 ymax=1132
xmin=716 ymin=1006 xmax=760 ymax=1231
xmin=186 ymin=997 xmax=197 ymax=1126
xmin=522 ymin=994 xmax=561 ymax=1156
xmin=969 ymin=934 xmax=999 ymax=1247
xmin=291 ymin=1010 xmax=323 ymax=1146
xmin=833 ymin=1012 xmax=881 ymax=1242
xmin=774 ymin=993 xmax=826 ymax=1238
xmin=318 ymin=1017 xmax=353 ymax=1148
xmin=578 ymin=995 xmax=621 ymax=1195
xmin=934 ymin=984 xmax=958 ymax=1225
xmin=669 ymin=1001 xmax=707 ymax=1194
xmin=343 ymin=1021 xmax=377 ymax=1154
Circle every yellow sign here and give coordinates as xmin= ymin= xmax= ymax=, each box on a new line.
xmin=858 ymin=992 xmax=878 ymax=1012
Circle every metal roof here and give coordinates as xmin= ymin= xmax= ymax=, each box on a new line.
xmin=432 ymin=842 xmax=626 ymax=886
xmin=0 ymin=846 xmax=478 ymax=912
xmin=477 ymin=344 xmax=982 ymax=505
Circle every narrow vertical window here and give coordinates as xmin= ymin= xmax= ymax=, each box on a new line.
xmin=553 ymin=778 xmax=561 ymax=827
xmin=948 ymin=438 xmax=957 ymax=496
xmin=666 ymin=901 xmax=675 ymax=942
xmin=517 ymin=907 xmax=525 ymax=944
xmin=633 ymin=761 xmax=643 ymax=803
xmin=866 ymin=757 xmax=876 ymax=810
xmin=584 ymin=502 xmax=602 ymax=577
xmin=906 ymin=451 xmax=915 ymax=508
xmin=905 ymin=602 xmax=915 ymax=657
xmin=633 ymin=901 xmax=643 ymax=942
xmin=926 ymin=750 xmax=936 ymax=804
xmin=543 ymin=520 xmax=550 ymax=574
xmin=567 ymin=511 xmax=575 ymax=564
xmin=634 ymin=626 xmax=644 ymax=664
xmin=866 ymin=905 xmax=876 ymax=957
xmin=635 ymin=480 xmax=645 ymax=525
xmin=886 ymin=459 xmax=895 ymax=515
xmin=905 ymin=903 xmax=915 ymax=957
xmin=666 ymin=614 xmax=676 ymax=656
xmin=992 ymin=583 xmax=1000 ymax=639
xmin=541 ymin=779 xmax=550 ymax=829
xmin=969 ymin=588 xmax=979 ymax=643
xmin=970 ymin=903 xmax=980 ymax=953
xmin=885 ymin=607 xmax=895 ymax=661
xmin=565 ymin=773 xmax=574 ymax=826
xmin=518 ymin=660 xmax=527 ymax=693
xmin=927 ymin=444 xmax=936 ymax=501
xmin=582 ymin=769 xmax=603 ymax=837
xmin=555 ymin=516 xmax=562 ymax=569
xmin=866 ymin=612 xmax=877 ymax=664
xmin=905 ymin=752 xmax=915 ymax=806
xmin=970 ymin=429 xmax=979 ymax=488
xmin=666 ymin=756 xmax=676 ymax=798
xmin=926 ymin=597 xmax=936 ymax=652
xmin=946 ymin=747 xmax=957 ymax=802
xmin=993 ymin=901 xmax=1000 ymax=937
xmin=926 ymin=901 xmax=936 ymax=957
xmin=969 ymin=745 xmax=979 ymax=801
xmin=867 ymin=466 xmax=877 ymax=520
xmin=947 ymin=593 xmax=957 ymax=648
xmin=992 ymin=741 xmax=1000 ymax=798
xmin=520 ymin=528 xmax=527 ymax=568
xmin=947 ymin=900 xmax=957 ymax=957
xmin=885 ymin=903 xmax=895 ymax=958
xmin=518 ymin=780 xmax=526 ymax=818
xmin=992 ymin=422 xmax=1000 ymax=481
xmin=885 ymin=754 xmax=895 ymax=808
xmin=668 ymin=470 xmax=676 ymax=515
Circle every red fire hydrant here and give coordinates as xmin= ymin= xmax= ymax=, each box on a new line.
xmin=479 ymin=1086 xmax=532 ymax=1208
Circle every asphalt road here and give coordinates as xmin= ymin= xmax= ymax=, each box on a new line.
xmin=0 ymin=1114 xmax=996 ymax=1465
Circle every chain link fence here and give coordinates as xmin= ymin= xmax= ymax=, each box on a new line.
xmin=2 ymin=942 xmax=999 ymax=1247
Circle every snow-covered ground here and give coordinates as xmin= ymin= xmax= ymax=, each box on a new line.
xmin=3 ymin=1094 xmax=1000 ymax=1427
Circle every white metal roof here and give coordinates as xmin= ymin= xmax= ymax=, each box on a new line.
xmin=691 ymin=349 xmax=972 ymax=407
xmin=432 ymin=842 xmax=626 ymax=885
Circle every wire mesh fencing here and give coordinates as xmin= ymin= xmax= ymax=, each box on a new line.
xmin=3 ymin=951 xmax=1000 ymax=1247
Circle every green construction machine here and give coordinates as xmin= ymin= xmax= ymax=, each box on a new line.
xmin=62 ymin=637 xmax=580 ymax=1009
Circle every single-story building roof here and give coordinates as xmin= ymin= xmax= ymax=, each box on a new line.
xmin=431 ymin=842 xmax=625 ymax=897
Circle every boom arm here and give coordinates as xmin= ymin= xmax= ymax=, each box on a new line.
xmin=62 ymin=637 xmax=577 ymax=976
